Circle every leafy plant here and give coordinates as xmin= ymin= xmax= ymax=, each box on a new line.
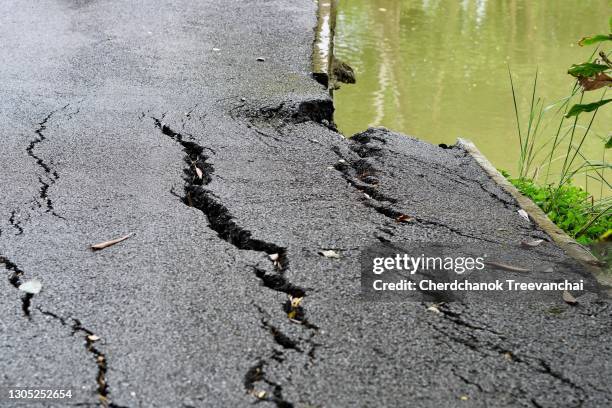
xmin=501 ymin=171 xmax=611 ymax=244
xmin=504 ymin=18 xmax=611 ymax=245
xmin=566 ymin=17 xmax=612 ymax=119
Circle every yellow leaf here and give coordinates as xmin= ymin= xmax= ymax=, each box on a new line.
xmin=254 ymin=390 xmax=267 ymax=399
xmin=290 ymin=296 xmax=303 ymax=308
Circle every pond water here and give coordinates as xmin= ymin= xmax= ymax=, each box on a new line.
xmin=333 ymin=0 xmax=610 ymax=190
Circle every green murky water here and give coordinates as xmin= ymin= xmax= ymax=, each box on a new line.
xmin=334 ymin=0 xmax=610 ymax=188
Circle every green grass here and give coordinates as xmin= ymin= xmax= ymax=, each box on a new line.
xmin=501 ymin=170 xmax=611 ymax=244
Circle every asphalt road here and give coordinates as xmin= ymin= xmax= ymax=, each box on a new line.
xmin=1 ymin=1 xmax=611 ymax=407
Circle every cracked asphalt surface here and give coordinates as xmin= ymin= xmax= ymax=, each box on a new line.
xmin=1 ymin=1 xmax=611 ymax=407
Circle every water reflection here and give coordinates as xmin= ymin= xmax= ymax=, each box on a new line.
xmin=334 ymin=0 xmax=610 ymax=182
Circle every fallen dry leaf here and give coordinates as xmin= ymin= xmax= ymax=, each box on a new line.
xmin=563 ymin=290 xmax=578 ymax=305
xmin=426 ymin=305 xmax=441 ymax=314
xmin=290 ymin=296 xmax=303 ymax=309
xmin=91 ymin=233 xmax=133 ymax=251
xmin=484 ymin=261 xmax=530 ymax=273
xmin=253 ymin=390 xmax=267 ymax=399
xmin=396 ymin=214 xmax=415 ymax=223
xmin=517 ymin=209 xmax=530 ymax=222
xmin=87 ymin=334 xmax=100 ymax=342
xmin=579 ymin=73 xmax=612 ymax=91
xmin=319 ymin=250 xmax=341 ymax=259
xmin=521 ymin=239 xmax=544 ymax=248
xmin=19 ymin=279 xmax=42 ymax=294
xmin=268 ymin=253 xmax=281 ymax=267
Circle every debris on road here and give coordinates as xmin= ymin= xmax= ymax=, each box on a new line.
xmin=521 ymin=239 xmax=544 ymax=248
xmin=194 ymin=166 xmax=203 ymax=179
xmin=517 ymin=209 xmax=530 ymax=222
xmin=426 ymin=305 xmax=441 ymax=314
xmin=18 ymin=279 xmax=42 ymax=294
xmin=563 ymin=290 xmax=578 ymax=305
xmin=319 ymin=249 xmax=340 ymax=259
xmin=91 ymin=233 xmax=134 ymax=251
xmin=396 ymin=214 xmax=414 ymax=223
xmin=484 ymin=261 xmax=530 ymax=272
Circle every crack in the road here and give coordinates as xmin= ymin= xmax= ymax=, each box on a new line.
xmin=0 ymin=255 xmax=34 ymax=318
xmin=386 ymin=147 xmax=517 ymax=209
xmin=242 ymin=99 xmax=335 ymax=128
xmin=425 ymin=303 xmax=588 ymax=406
xmin=350 ymin=131 xmax=516 ymax=209
xmin=0 ymin=257 xmax=121 ymax=407
xmin=256 ymin=305 xmax=302 ymax=352
xmin=244 ymin=361 xmax=293 ymax=408
xmin=331 ymin=145 xmax=503 ymax=245
xmin=368 ymin=201 xmax=503 ymax=245
xmin=8 ymin=211 xmax=24 ymax=235
xmin=153 ymin=116 xmax=319 ymax=407
xmin=26 ymin=108 xmax=67 ymax=218
xmin=229 ymin=99 xmax=336 ymax=150
xmin=38 ymin=308 xmax=126 ymax=408
xmin=436 ymin=304 xmax=503 ymax=336
xmin=332 ymin=150 xmax=398 ymax=203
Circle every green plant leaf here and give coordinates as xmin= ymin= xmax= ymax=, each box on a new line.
xmin=568 ymin=63 xmax=609 ymax=78
xmin=565 ymin=99 xmax=612 ymax=118
xmin=606 ymin=136 xmax=612 ymax=149
xmin=578 ymin=34 xmax=612 ymax=46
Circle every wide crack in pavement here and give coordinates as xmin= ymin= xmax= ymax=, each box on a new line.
xmin=152 ymin=114 xmax=320 ymax=407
